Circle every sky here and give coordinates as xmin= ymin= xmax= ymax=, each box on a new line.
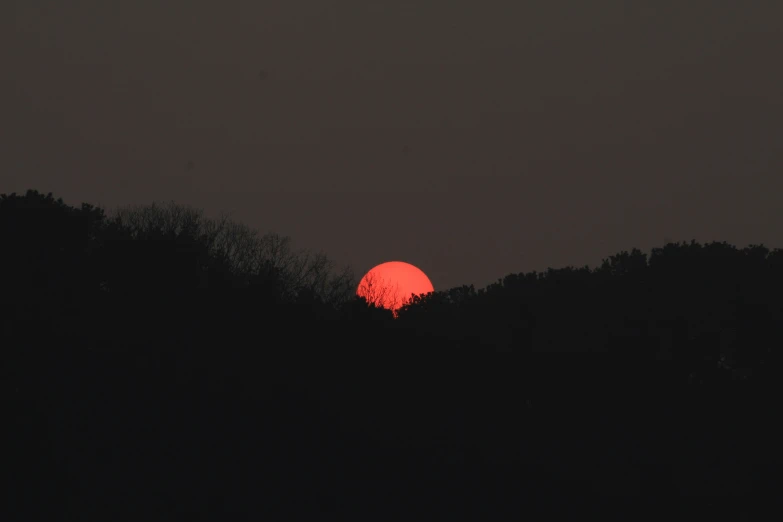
xmin=3 ymin=1 xmax=783 ymax=290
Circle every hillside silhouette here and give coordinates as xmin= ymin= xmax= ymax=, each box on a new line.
xmin=3 ymin=189 xmax=778 ymax=521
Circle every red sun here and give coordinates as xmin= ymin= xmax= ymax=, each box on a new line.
xmin=357 ymin=261 xmax=435 ymax=312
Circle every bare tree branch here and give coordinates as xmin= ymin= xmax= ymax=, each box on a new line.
xmin=108 ymin=201 xmax=357 ymax=307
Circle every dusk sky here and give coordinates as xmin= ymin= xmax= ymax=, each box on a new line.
xmin=3 ymin=1 xmax=782 ymax=289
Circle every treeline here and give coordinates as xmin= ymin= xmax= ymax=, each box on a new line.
xmin=397 ymin=239 xmax=782 ymax=382
xmin=3 ymin=190 xmax=777 ymax=521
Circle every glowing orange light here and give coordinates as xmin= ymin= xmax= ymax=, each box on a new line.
xmin=356 ymin=261 xmax=435 ymax=312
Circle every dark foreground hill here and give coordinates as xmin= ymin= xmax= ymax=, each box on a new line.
xmin=3 ymin=190 xmax=778 ymax=520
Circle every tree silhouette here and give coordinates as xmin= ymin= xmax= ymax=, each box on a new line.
xmin=356 ymin=269 xmax=404 ymax=312
xmin=4 ymin=189 xmax=781 ymax=520
xmin=111 ymin=200 xmax=356 ymax=307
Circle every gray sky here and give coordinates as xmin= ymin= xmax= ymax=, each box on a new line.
xmin=3 ymin=1 xmax=782 ymax=289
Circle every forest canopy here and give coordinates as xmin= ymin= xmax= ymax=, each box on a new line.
xmin=3 ymin=189 xmax=779 ymax=520
xmin=3 ymin=189 xmax=781 ymax=380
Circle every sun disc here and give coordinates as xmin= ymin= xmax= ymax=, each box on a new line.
xmin=356 ymin=261 xmax=434 ymax=312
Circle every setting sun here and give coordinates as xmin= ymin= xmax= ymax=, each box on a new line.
xmin=356 ymin=261 xmax=435 ymax=312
